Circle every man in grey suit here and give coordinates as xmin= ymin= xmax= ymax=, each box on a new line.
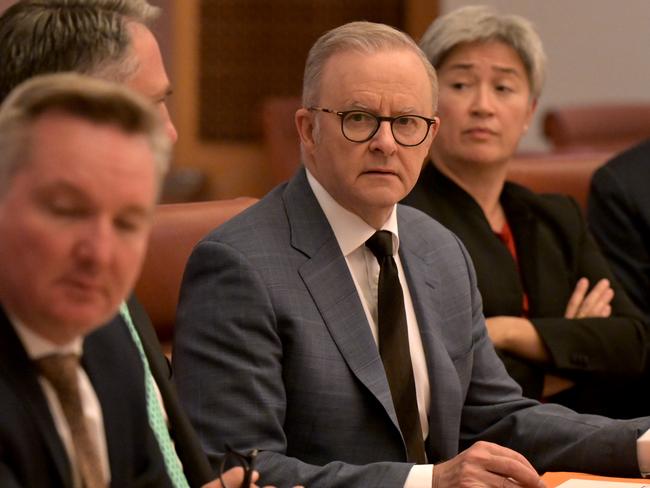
xmin=173 ymin=21 xmax=650 ymax=488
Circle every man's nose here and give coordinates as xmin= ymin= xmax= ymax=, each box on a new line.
xmin=368 ymin=121 xmax=397 ymax=155
xmin=74 ymin=220 xmax=114 ymax=268
xmin=161 ymin=104 xmax=178 ymax=143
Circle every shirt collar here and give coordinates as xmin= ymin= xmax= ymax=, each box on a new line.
xmin=306 ymin=167 xmax=400 ymax=256
xmin=11 ymin=315 xmax=83 ymax=360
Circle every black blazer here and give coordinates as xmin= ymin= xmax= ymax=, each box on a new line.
xmin=127 ymin=295 xmax=214 ymax=487
xmin=403 ymin=162 xmax=649 ymax=417
xmin=588 ymin=139 xmax=650 ymax=325
xmin=0 ymin=307 xmax=172 ymax=487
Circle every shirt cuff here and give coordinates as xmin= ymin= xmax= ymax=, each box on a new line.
xmin=637 ymin=427 xmax=650 ymax=476
xmin=404 ymin=464 xmax=433 ymax=487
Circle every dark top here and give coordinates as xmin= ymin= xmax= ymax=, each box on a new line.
xmin=403 ymin=162 xmax=649 ymax=417
xmin=588 ymin=139 xmax=650 ymax=325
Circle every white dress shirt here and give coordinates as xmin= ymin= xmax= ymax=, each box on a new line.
xmin=12 ymin=318 xmax=110 ymax=488
xmin=307 ymin=169 xmax=433 ymax=486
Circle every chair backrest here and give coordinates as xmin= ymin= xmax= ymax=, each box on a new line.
xmin=135 ymin=197 xmax=258 ymax=347
xmin=507 ymin=151 xmax=613 ymax=212
xmin=543 ymin=103 xmax=650 ymax=153
xmin=260 ymin=96 xmax=302 ymax=186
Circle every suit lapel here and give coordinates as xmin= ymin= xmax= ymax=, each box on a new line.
xmin=284 ymin=170 xmax=399 ymax=427
xmin=397 ymin=210 xmax=466 ymax=459
xmin=502 ymin=187 xmax=550 ymax=314
xmin=0 ymin=309 xmax=73 ymax=487
xmin=83 ymin=318 xmax=131 ymax=486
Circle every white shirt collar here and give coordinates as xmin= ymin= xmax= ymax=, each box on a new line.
xmin=11 ymin=315 xmax=83 ymax=360
xmin=305 ymin=168 xmax=400 ymax=256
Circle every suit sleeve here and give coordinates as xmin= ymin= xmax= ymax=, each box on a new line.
xmin=173 ymin=239 xmax=413 ymax=488
xmin=0 ymin=464 xmax=21 ymax=488
xmin=588 ymin=165 xmax=650 ymax=321
xmin=531 ymin=196 xmax=647 ymax=377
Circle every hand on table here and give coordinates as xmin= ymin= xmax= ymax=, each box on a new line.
xmin=432 ymin=441 xmax=546 ymax=488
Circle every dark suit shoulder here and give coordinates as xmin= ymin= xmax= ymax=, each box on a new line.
xmin=600 ymin=138 xmax=650 ymax=174
xmin=591 ymin=139 xmax=650 ymax=197
xmin=0 ymin=313 xmax=72 ymax=487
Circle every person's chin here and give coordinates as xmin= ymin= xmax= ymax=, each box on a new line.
xmin=68 ymin=310 xmax=113 ymax=335
xmin=360 ymin=186 xmax=404 ymax=208
xmin=463 ymin=148 xmax=508 ymax=167
xmin=54 ymin=297 xmax=116 ymax=330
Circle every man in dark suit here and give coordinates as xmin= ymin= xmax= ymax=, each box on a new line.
xmin=0 ymin=73 xmax=173 ymax=487
xmin=588 ymin=139 xmax=650 ymax=325
xmin=173 ymin=21 xmax=650 ymax=488
xmin=0 ymin=2 xmax=218 ymax=486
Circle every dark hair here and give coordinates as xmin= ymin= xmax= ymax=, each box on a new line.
xmin=0 ymin=0 xmax=159 ymax=102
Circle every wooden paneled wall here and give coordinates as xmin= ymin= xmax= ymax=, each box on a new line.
xmin=171 ymin=0 xmax=437 ymax=199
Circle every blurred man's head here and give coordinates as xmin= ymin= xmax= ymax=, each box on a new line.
xmin=0 ymin=73 xmax=170 ymax=344
xmin=0 ymin=0 xmax=177 ymax=142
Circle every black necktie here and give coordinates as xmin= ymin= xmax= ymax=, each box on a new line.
xmin=366 ymin=230 xmax=426 ymax=464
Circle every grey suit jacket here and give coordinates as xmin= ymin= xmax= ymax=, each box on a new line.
xmin=173 ymin=169 xmax=650 ymax=488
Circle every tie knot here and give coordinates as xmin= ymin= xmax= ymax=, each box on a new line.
xmin=36 ymin=353 xmax=81 ymax=392
xmin=365 ymin=230 xmax=394 ymax=259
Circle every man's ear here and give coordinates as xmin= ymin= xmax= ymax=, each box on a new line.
xmin=295 ymin=107 xmax=316 ymax=153
xmin=429 ymin=116 xmax=441 ymax=141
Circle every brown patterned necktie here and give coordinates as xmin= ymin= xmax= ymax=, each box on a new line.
xmin=36 ymin=353 xmax=105 ymax=488
xmin=366 ymin=230 xmax=426 ymax=464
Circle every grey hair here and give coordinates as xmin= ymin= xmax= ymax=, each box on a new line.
xmin=0 ymin=72 xmax=170 ymax=196
xmin=419 ymin=5 xmax=546 ymax=100
xmin=0 ymin=0 xmax=160 ymax=103
xmin=302 ymin=20 xmax=438 ymax=112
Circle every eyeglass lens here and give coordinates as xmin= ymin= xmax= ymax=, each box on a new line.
xmin=342 ymin=111 xmax=429 ymax=145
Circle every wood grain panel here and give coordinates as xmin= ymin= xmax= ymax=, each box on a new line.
xmin=198 ymin=0 xmax=404 ymax=141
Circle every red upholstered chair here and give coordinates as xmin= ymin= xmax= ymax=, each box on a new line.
xmin=507 ymin=151 xmax=613 ymax=212
xmin=134 ymin=197 xmax=257 ymax=350
xmin=543 ymin=103 xmax=650 ymax=153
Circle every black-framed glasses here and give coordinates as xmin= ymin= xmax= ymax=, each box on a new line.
xmin=218 ymin=444 xmax=258 ymax=488
xmin=308 ymin=106 xmax=436 ymax=147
